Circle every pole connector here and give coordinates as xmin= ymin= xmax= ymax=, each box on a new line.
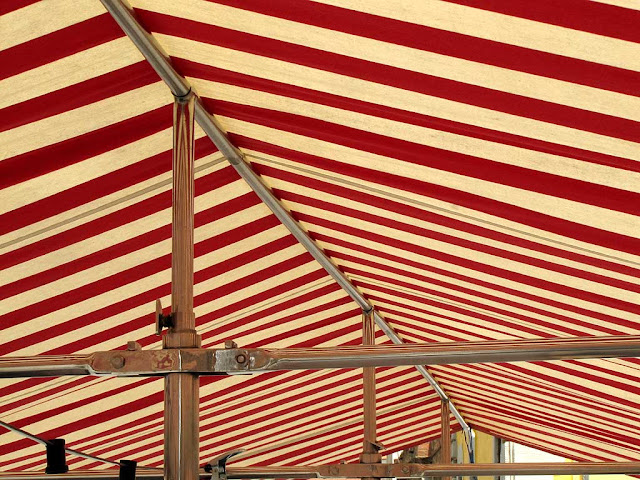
xmin=155 ymin=299 xmax=174 ymax=336
xmin=205 ymin=450 xmax=245 ymax=480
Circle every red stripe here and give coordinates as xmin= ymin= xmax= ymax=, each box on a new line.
xmin=0 ymin=0 xmax=39 ymax=15
xmin=139 ymin=11 xmax=640 ymax=142
xmin=445 ymin=365 xmax=637 ymax=426
xmin=0 ymin=180 xmax=248 ymax=301
xmin=0 ymin=137 xmax=218 ymax=235
xmin=0 ymin=62 xmax=158 ymax=132
xmin=0 ymin=14 xmax=123 ymax=81
xmin=210 ymin=0 xmax=640 ymax=96
xmin=363 ymin=284 xmax=579 ymax=340
xmin=242 ymin=142 xmax=640 ymax=277
xmin=237 ymin=135 xmax=640 ymax=256
xmin=0 ymin=105 xmax=171 ymax=192
xmin=442 ymin=0 xmax=640 ymax=43
xmin=297 ymin=212 xmax=640 ymax=315
xmin=212 ymin=99 xmax=640 ymax=216
xmin=441 ymin=362 xmax=640 ymax=423
xmin=178 ymin=59 xmax=640 ymax=173
xmin=0 ymin=161 xmax=230 ymax=271
xmin=272 ymin=186 xmax=640 ymax=294
xmin=319 ymin=233 xmax=638 ymax=330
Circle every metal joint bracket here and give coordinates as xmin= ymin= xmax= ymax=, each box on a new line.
xmin=205 ymin=450 xmax=245 ymax=480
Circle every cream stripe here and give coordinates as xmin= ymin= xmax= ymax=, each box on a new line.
xmin=136 ymin=0 xmax=640 ymax=115
xmin=0 ymin=38 xmax=144 ymax=110
xmin=242 ymin=149 xmax=640 ymax=266
xmin=2 ymin=202 xmax=266 ymax=314
xmin=0 ymin=82 xmax=171 ymax=161
xmin=308 ymin=223 xmax=640 ymax=321
xmin=0 ymin=127 xmax=172 ymax=219
xmin=313 ymin=0 xmax=640 ymax=71
xmin=287 ymin=200 xmax=638 ymax=303
xmin=0 ymin=0 xmax=105 ymax=51
xmin=0 ymin=180 xmax=251 ymax=286
xmin=160 ymin=35 xmax=640 ymax=162
xmin=592 ymin=0 xmax=640 ymax=8
xmin=201 ymin=81 xmax=640 ymax=192
xmin=249 ymin=163 xmax=640 ymax=284
xmin=439 ymin=366 xmax=640 ymax=433
xmin=222 ymin=117 xmax=640 ymax=239
xmin=0 ymin=152 xmax=225 ymax=254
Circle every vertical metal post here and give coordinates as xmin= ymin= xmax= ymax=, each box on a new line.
xmin=164 ymin=93 xmax=201 ymax=480
xmin=440 ymin=400 xmax=451 ymax=480
xmin=360 ymin=309 xmax=381 ymax=479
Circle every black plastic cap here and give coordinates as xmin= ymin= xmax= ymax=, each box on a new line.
xmin=119 ymin=459 xmax=137 ymax=480
xmin=45 ymin=439 xmax=68 ymax=474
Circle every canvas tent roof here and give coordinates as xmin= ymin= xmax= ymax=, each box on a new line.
xmin=1 ymin=0 xmax=639 ymax=471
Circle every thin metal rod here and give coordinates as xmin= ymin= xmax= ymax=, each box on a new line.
xmin=4 ymin=461 xmax=640 ymax=479
xmin=0 ymin=420 xmax=120 ymax=466
xmin=0 ymin=336 xmax=639 ymax=377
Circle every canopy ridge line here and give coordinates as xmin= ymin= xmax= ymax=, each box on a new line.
xmin=98 ymin=0 xmax=473 ymax=448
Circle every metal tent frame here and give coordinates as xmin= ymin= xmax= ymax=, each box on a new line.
xmin=2 ymin=1 xmax=639 ymax=478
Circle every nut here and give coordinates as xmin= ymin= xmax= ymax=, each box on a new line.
xmin=110 ymin=355 xmax=125 ymax=369
xmin=225 ymin=340 xmax=238 ymax=349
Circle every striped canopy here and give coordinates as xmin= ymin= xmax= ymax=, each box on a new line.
xmin=1 ymin=0 xmax=639 ymax=471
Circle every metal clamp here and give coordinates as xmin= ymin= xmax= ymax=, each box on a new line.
xmin=155 ymin=299 xmax=174 ymax=336
xmin=205 ymin=450 xmax=245 ymax=480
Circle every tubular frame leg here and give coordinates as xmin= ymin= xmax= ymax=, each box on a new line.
xmin=440 ymin=400 xmax=451 ymax=480
xmin=360 ymin=310 xmax=380 ymax=478
xmin=164 ymin=94 xmax=201 ymax=480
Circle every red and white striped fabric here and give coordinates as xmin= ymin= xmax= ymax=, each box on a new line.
xmin=1 ymin=0 xmax=639 ymax=470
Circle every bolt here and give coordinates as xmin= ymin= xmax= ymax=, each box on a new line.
xmin=225 ymin=340 xmax=238 ymax=349
xmin=235 ymin=354 xmax=247 ymax=364
xmin=127 ymin=341 xmax=142 ymax=351
xmin=401 ymin=466 xmax=409 ymax=474
xmin=111 ymin=355 xmax=125 ymax=369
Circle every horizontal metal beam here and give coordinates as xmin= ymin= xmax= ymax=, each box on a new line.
xmin=0 ymin=336 xmax=638 ymax=377
xmin=3 ymin=461 xmax=640 ymax=479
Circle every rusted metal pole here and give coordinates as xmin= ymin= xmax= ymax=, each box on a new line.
xmin=360 ymin=309 xmax=381 ymax=479
xmin=164 ymin=93 xmax=201 ymax=480
xmin=440 ymin=400 xmax=451 ymax=480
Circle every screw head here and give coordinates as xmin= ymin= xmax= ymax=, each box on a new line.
xmin=235 ymin=354 xmax=247 ymax=364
